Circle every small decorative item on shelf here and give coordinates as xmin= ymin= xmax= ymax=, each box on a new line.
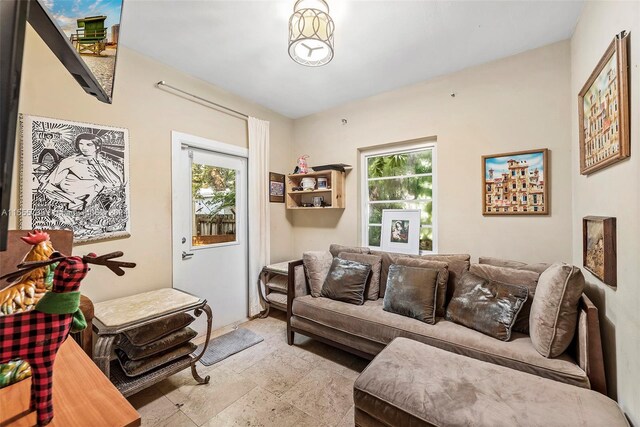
xmin=0 ymin=250 xmax=135 ymax=426
xmin=317 ymin=177 xmax=328 ymax=189
xmin=296 ymin=155 xmax=309 ymax=174
xmin=301 ymin=177 xmax=316 ymax=191
xmin=313 ymin=196 xmax=324 ymax=207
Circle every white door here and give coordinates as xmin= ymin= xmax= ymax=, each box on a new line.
xmin=172 ymin=132 xmax=249 ymax=333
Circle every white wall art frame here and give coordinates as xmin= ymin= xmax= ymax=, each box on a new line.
xmin=380 ymin=209 xmax=421 ymax=255
xmin=19 ymin=114 xmax=130 ymax=243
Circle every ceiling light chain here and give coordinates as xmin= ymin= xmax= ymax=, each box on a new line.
xmin=288 ymin=0 xmax=335 ymax=67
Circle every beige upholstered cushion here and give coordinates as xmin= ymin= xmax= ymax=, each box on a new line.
xmin=480 ymin=256 xmax=552 ymax=274
xmin=292 ymin=295 xmax=589 ymax=388
xmin=530 ymin=263 xmax=585 ymax=358
xmin=329 ymin=244 xmax=370 ymax=258
xmin=354 ymin=338 xmax=627 ymax=427
xmin=338 ymin=252 xmax=382 ymax=300
xmin=371 ymin=251 xmax=470 ymax=317
xmin=470 ymin=263 xmax=539 ymax=334
xmin=303 ymin=251 xmax=334 ymax=297
xmin=321 ymin=258 xmax=371 ymax=305
xmin=446 ymin=272 xmax=528 ymax=341
xmin=383 ymin=264 xmax=439 ymax=324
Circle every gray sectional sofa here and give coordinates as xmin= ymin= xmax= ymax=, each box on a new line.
xmin=286 ymin=245 xmax=607 ymax=394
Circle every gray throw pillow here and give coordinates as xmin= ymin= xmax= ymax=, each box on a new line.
xmin=530 ymin=263 xmax=585 ymax=358
xmin=383 ymin=264 xmax=439 ymax=324
xmin=117 ymin=327 xmax=198 ymax=360
xmin=446 ymin=272 xmax=528 ymax=341
xmin=123 ymin=312 xmax=195 ymax=346
xmin=395 ymin=257 xmax=449 ymax=317
xmin=338 ymin=252 xmax=382 ymax=300
xmin=470 ymin=264 xmax=539 ymax=334
xmin=303 ymin=251 xmax=334 ymax=297
xmin=321 ymin=258 xmax=371 ymax=305
xmin=116 ymin=342 xmax=197 ymax=377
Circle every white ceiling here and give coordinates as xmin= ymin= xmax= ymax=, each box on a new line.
xmin=121 ymin=1 xmax=583 ymax=119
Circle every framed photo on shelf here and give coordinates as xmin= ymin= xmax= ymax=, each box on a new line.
xmin=380 ymin=209 xmax=420 ymax=255
xmin=583 ymin=216 xmax=617 ymax=287
xmin=269 ymin=172 xmax=285 ymax=203
xmin=482 ymin=149 xmax=548 ymax=216
xmin=578 ymin=32 xmax=630 ymax=175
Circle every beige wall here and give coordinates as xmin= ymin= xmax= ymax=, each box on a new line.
xmin=12 ymin=26 xmax=295 ymax=303
xmin=570 ymin=2 xmax=639 ymax=423
xmin=292 ymin=41 xmax=573 ymax=263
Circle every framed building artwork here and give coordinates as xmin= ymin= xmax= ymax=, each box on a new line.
xmin=583 ymin=216 xmax=617 ymax=287
xmin=482 ymin=149 xmax=548 ymax=215
xmin=578 ymin=31 xmax=630 ymax=175
xmin=19 ymin=114 xmax=130 ymax=243
xmin=269 ymin=172 xmax=285 ymax=203
xmin=380 ymin=209 xmax=420 ymax=255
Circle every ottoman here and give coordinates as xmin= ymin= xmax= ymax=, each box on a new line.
xmin=354 ymin=337 xmax=628 ymax=427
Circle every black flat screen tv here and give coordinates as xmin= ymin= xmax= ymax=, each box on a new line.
xmin=0 ymin=0 xmax=123 ymax=250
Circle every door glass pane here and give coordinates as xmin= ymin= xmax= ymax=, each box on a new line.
xmin=191 ymin=163 xmax=237 ymax=247
xmin=369 ymin=201 xmax=432 ymax=225
xmin=368 ymin=225 xmax=382 ymax=247
xmin=420 ymin=227 xmax=433 ymax=251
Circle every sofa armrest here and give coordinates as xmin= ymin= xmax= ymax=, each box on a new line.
xmin=575 ymin=293 xmax=607 ymax=395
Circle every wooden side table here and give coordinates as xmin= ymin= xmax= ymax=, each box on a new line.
xmin=258 ymin=260 xmax=296 ymax=317
xmin=0 ymin=338 xmax=140 ymax=427
xmin=92 ymin=288 xmax=212 ymax=397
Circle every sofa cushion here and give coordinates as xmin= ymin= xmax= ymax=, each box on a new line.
xmin=303 ymin=251 xmax=334 ymax=297
xmin=321 ymin=258 xmax=371 ymax=305
xmin=354 ymin=337 xmax=627 ymax=427
xmin=470 ymin=263 xmax=539 ymax=334
xmin=338 ymin=252 xmax=382 ymax=301
xmin=530 ymin=263 xmax=585 ymax=358
xmin=329 ymin=244 xmax=370 ymax=258
xmin=446 ymin=272 xmax=528 ymax=341
xmin=383 ymin=264 xmax=439 ymax=324
xmin=371 ymin=251 xmax=470 ymax=317
xmin=479 ymin=256 xmax=551 ymax=274
xmin=292 ymin=295 xmax=589 ymax=388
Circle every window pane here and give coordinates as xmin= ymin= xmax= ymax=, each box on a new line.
xmin=367 ymin=150 xmax=432 ymax=178
xmin=420 ymin=227 xmax=433 ymax=251
xmin=192 ymin=164 xmax=237 ymax=246
xmin=368 ymin=226 xmax=381 ymax=247
xmin=368 ymin=176 xmax=432 ymax=201
xmin=369 ymin=201 xmax=432 ymax=225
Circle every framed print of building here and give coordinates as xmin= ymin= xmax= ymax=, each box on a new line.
xmin=482 ymin=149 xmax=548 ymax=216
xmin=19 ymin=114 xmax=130 ymax=243
xmin=578 ymin=32 xmax=629 ymax=175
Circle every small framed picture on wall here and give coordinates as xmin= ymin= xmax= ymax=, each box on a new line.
xmin=583 ymin=216 xmax=617 ymax=287
xmin=380 ymin=209 xmax=421 ymax=255
xmin=578 ymin=32 xmax=630 ymax=175
xmin=269 ymin=172 xmax=285 ymax=203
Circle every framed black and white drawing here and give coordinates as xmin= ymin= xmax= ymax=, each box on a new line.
xmin=380 ymin=209 xmax=421 ymax=255
xmin=19 ymin=114 xmax=130 ymax=243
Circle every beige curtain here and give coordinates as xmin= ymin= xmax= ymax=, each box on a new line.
xmin=248 ymin=117 xmax=270 ymax=317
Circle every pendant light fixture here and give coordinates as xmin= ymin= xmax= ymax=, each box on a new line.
xmin=288 ymin=0 xmax=335 ymax=67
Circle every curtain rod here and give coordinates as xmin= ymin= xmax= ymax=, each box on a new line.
xmin=156 ymin=80 xmax=249 ymax=120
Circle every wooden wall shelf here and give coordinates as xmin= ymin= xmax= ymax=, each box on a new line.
xmin=286 ymin=170 xmax=345 ymax=209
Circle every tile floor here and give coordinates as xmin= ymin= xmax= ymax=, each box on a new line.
xmin=127 ymin=311 xmax=369 ymax=427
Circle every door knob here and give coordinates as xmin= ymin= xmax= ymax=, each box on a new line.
xmin=182 ymin=251 xmax=194 ymax=260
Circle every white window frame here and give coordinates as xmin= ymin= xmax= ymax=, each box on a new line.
xmin=359 ymin=141 xmax=438 ymax=254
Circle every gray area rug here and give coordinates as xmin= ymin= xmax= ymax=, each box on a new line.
xmin=197 ymin=328 xmax=264 ymax=366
